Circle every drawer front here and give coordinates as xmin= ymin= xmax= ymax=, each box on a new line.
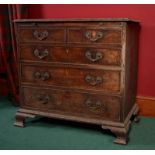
xmin=18 ymin=28 xmax=66 ymax=43
xmin=21 ymin=87 xmax=121 ymax=121
xmin=68 ymin=28 xmax=122 ymax=44
xmin=19 ymin=45 xmax=121 ymax=66
xmin=21 ymin=65 xmax=121 ymax=93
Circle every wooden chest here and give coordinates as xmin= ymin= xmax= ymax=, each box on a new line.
xmin=14 ymin=18 xmax=140 ymax=145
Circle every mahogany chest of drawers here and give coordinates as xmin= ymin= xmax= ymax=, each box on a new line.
xmin=14 ymin=18 xmax=140 ymax=145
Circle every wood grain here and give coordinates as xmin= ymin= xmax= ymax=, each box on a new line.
xmin=14 ymin=19 xmax=140 ymax=145
xmin=68 ymin=28 xmax=122 ymax=44
xmin=18 ymin=27 xmax=66 ymax=43
xmin=14 ymin=18 xmax=139 ymax=22
xmin=21 ymin=64 xmax=121 ymax=93
xmin=19 ymin=45 xmax=122 ymax=66
xmin=21 ymin=86 xmax=121 ymax=121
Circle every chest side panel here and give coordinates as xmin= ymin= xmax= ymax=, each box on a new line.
xmin=123 ymin=22 xmax=140 ymax=120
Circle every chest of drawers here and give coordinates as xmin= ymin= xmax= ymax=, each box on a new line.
xmin=14 ymin=18 xmax=140 ymax=145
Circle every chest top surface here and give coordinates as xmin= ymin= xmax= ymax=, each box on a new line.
xmin=14 ymin=18 xmax=139 ymax=23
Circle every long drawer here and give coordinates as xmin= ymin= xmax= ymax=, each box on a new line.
xmin=21 ymin=64 xmax=121 ymax=93
xmin=19 ymin=45 xmax=122 ymax=66
xmin=21 ymin=86 xmax=121 ymax=121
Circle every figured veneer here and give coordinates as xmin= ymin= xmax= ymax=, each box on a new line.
xmin=14 ymin=18 xmax=140 ymax=145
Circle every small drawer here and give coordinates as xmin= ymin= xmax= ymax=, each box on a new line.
xmin=68 ymin=28 xmax=122 ymax=44
xmin=17 ymin=27 xmax=66 ymax=43
xmin=21 ymin=87 xmax=121 ymax=121
xmin=19 ymin=45 xmax=121 ymax=66
xmin=21 ymin=65 xmax=121 ymax=93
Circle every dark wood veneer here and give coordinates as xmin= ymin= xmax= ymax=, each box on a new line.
xmin=18 ymin=28 xmax=66 ymax=43
xmin=21 ymin=87 xmax=121 ymax=121
xmin=14 ymin=18 xmax=140 ymax=145
xmin=19 ymin=45 xmax=122 ymax=66
xmin=21 ymin=64 xmax=121 ymax=93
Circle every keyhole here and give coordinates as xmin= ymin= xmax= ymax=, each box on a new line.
xmin=66 ymin=48 xmax=69 ymax=54
xmin=92 ymin=31 xmax=97 ymax=38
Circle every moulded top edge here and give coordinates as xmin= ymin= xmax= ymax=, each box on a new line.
xmin=13 ymin=18 xmax=140 ymax=23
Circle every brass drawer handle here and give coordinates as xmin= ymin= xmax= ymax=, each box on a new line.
xmin=35 ymin=94 xmax=50 ymax=104
xmin=33 ymin=30 xmax=49 ymax=40
xmin=34 ymin=71 xmax=50 ymax=81
xmin=85 ymin=75 xmax=102 ymax=86
xmin=85 ymin=31 xmax=103 ymax=42
xmin=85 ymin=50 xmax=102 ymax=62
xmin=85 ymin=98 xmax=103 ymax=111
xmin=34 ymin=48 xmax=49 ymax=59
